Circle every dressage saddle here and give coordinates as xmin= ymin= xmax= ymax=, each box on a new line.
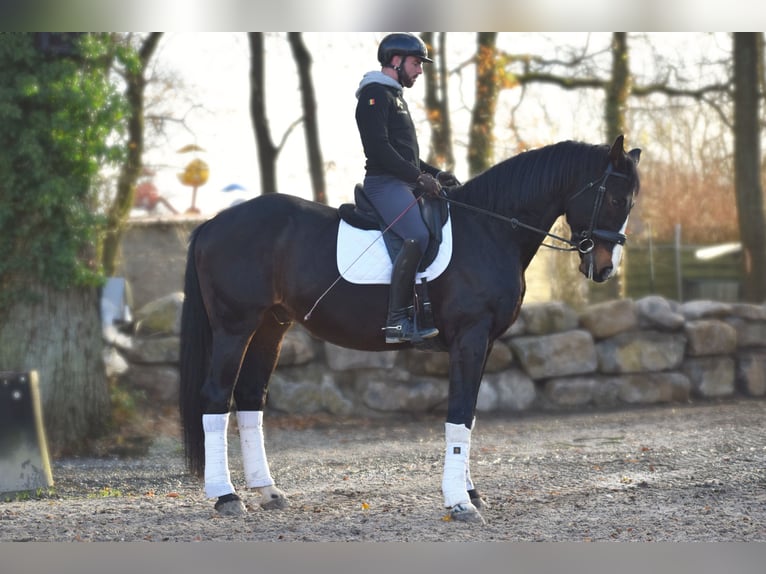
xmin=338 ymin=184 xmax=449 ymax=272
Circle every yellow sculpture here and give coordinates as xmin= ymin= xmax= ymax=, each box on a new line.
xmin=177 ymin=146 xmax=209 ymax=214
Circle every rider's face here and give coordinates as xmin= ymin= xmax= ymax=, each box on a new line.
xmin=398 ymin=55 xmax=423 ymax=88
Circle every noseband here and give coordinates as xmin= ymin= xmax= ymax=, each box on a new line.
xmin=566 ymin=163 xmax=632 ymax=254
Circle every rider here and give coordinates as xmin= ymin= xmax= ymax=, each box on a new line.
xmin=355 ymin=32 xmax=459 ymax=344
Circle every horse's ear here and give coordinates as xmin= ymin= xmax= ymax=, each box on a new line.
xmin=608 ymin=135 xmax=625 ymax=165
xmin=608 ymin=135 xmax=640 ymax=167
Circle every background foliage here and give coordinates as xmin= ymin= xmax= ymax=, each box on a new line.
xmin=0 ymin=33 xmax=126 ymax=313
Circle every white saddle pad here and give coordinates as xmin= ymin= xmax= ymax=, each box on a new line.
xmin=336 ymin=215 xmax=453 ymax=285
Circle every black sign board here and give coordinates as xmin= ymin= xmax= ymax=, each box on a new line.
xmin=0 ymin=371 xmax=54 ymax=497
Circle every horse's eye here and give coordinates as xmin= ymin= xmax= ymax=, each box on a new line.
xmin=610 ymin=197 xmax=627 ymax=209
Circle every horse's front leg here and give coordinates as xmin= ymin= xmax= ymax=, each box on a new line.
xmin=443 ymin=324 xmax=493 ymax=524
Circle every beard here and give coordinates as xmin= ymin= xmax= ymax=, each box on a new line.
xmin=399 ymin=69 xmax=417 ymax=88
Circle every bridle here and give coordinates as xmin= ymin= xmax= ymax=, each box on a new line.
xmin=564 ymin=163 xmax=632 ymax=254
xmin=438 ymin=163 xmax=633 ymax=254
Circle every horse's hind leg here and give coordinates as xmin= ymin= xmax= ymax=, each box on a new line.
xmin=234 ymin=310 xmax=292 ymax=510
xmin=200 ymin=332 xmax=252 ymax=516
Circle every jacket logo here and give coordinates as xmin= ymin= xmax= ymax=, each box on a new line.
xmin=368 ymin=98 xmax=375 ymax=106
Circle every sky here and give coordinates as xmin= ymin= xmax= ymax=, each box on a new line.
xmin=142 ymin=32 xmax=381 ymax=216
xmin=142 ymin=33 xmax=263 ymax=215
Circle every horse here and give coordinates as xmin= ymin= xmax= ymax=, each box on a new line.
xmin=179 ymin=135 xmax=641 ymax=524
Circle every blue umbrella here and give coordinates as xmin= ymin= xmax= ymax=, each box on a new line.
xmin=221 ymin=183 xmax=246 ymax=193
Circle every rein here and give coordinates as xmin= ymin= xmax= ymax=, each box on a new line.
xmin=438 ymin=164 xmax=630 ymax=254
xmin=438 ymin=195 xmax=577 ymax=251
xmin=436 ymin=195 xmax=578 ymax=252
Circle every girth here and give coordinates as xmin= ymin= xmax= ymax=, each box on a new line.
xmin=338 ymin=184 xmax=448 ymax=272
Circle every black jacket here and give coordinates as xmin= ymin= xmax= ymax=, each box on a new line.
xmin=355 ymin=75 xmax=438 ymax=183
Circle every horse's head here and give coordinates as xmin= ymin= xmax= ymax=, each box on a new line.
xmin=565 ymin=135 xmax=641 ymax=283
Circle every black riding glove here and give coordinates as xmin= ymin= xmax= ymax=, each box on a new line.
xmin=416 ymin=173 xmax=442 ymax=197
xmin=436 ymin=171 xmax=460 ymax=187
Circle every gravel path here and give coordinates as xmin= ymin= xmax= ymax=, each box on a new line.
xmin=2 ymin=398 xmax=765 ymax=542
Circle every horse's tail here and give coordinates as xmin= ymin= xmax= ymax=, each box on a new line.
xmin=179 ymin=224 xmax=211 ymax=478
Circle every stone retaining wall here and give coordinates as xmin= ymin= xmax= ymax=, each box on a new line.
xmin=116 ymin=217 xmax=204 ymax=310
xmin=113 ymin=295 xmax=766 ymax=416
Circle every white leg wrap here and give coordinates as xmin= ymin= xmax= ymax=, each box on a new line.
xmin=464 ymin=418 xmax=476 ymax=492
xmin=237 ymin=411 xmax=275 ymax=488
xmin=202 ymin=413 xmax=235 ymax=499
xmin=442 ymin=422 xmax=472 ymax=508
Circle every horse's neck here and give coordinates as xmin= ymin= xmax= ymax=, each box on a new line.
xmin=519 ymin=207 xmax=566 ymax=270
xmin=453 ymin=167 xmax=573 ymax=265
xmin=494 ymin=180 xmax=569 ymax=269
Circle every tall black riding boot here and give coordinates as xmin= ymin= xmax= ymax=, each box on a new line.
xmin=384 ymin=239 xmax=439 ymax=344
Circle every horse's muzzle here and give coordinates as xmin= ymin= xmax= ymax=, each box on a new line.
xmin=579 ymin=248 xmax=614 ymax=283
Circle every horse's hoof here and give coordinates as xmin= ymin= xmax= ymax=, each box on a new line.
xmin=450 ymin=502 xmax=485 ymax=524
xmin=468 ymin=489 xmax=488 ymax=510
xmin=258 ymin=486 xmax=289 ymax=510
xmin=214 ymin=493 xmax=247 ymax=516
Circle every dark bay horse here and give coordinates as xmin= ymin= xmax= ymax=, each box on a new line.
xmin=179 ymin=136 xmax=641 ymax=523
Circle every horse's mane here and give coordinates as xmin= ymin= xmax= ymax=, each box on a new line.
xmin=453 ymin=140 xmax=616 ymax=213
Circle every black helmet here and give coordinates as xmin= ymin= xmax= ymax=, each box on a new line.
xmin=377 ymin=33 xmax=433 ymax=66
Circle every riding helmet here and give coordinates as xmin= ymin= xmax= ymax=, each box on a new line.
xmin=377 ymin=33 xmax=433 ymax=66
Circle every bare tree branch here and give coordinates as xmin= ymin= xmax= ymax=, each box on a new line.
xmin=276 ymin=116 xmax=304 ymax=154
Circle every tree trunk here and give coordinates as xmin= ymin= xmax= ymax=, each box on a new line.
xmin=605 ymin=32 xmax=630 ymax=141
xmin=422 ymin=33 xmax=455 ymax=171
xmin=0 ymin=285 xmax=110 ymax=455
xmin=288 ymin=33 xmax=326 ymax=204
xmin=102 ymin=32 xmax=163 ymax=276
xmin=468 ymin=32 xmax=498 ymax=177
xmin=248 ymin=32 xmax=279 ymax=194
xmin=733 ymin=33 xmax=766 ymax=302
xmin=593 ymin=32 xmax=632 ymax=301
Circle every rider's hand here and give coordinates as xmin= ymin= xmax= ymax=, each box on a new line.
xmin=416 ymin=173 xmax=442 ymax=197
xmin=436 ymin=171 xmax=460 ymax=187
